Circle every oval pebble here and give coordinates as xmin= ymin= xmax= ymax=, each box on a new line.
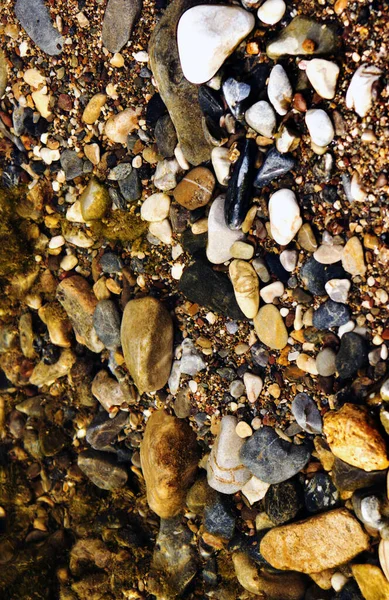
xmin=141 ymin=193 xmax=171 ymax=222
xmin=305 ymin=109 xmax=334 ymax=147
xmin=291 ymin=393 xmax=322 ymax=434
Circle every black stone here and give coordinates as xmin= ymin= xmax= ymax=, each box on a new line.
xmin=224 ymin=138 xmax=257 ymax=230
xmin=264 ymin=479 xmax=303 ymax=525
xmin=228 ymin=533 xmax=270 ymax=567
xmin=145 ymin=92 xmax=167 ymax=126
xmin=93 ymin=299 xmax=121 ymax=350
xmin=180 ymin=230 xmax=207 ymax=255
xmin=155 ymin=114 xmax=178 ymax=158
xmin=322 ymin=184 xmax=338 ymax=203
xmin=222 ymin=77 xmax=251 ymax=120
xmin=312 ymin=300 xmax=351 ymax=329
xmin=86 ymin=410 xmax=128 ymax=451
xmin=331 ymin=457 xmax=387 ymax=493
xmin=334 ymin=580 xmax=364 ymax=600
xmin=100 ymin=252 xmax=123 ymax=273
xmin=118 ymin=169 xmax=142 ymax=201
xmin=265 ymin=253 xmax=290 ymax=283
xmin=240 ymin=426 xmax=311 ymax=484
xmin=304 ymin=473 xmax=339 ymax=513
xmin=254 ymin=148 xmax=296 ymax=189
xmin=198 ymin=86 xmax=224 ymax=121
xmin=335 ymin=332 xmax=369 ymax=379
xmin=300 ymin=258 xmax=349 ymax=295
xmin=178 ymin=260 xmax=247 ymax=320
xmin=204 ymin=493 xmax=235 ymax=540
xmin=242 ymin=62 xmax=270 ymax=98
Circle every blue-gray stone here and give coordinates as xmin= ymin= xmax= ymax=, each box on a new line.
xmin=15 ymin=0 xmax=64 ymax=56
xmin=291 ymin=393 xmax=322 ymax=434
xmin=254 ymin=148 xmax=296 ymax=189
xmin=118 ymin=168 xmax=142 ymax=201
xmin=102 ymin=0 xmax=143 ymax=53
xmin=300 ymin=257 xmax=348 ymax=295
xmin=93 ymin=299 xmax=121 ymax=350
xmin=60 ymin=150 xmax=84 ymax=181
xmin=100 ymin=252 xmax=123 ymax=274
xmin=204 ymin=494 xmax=235 ymax=540
xmin=222 ymin=77 xmax=251 ymax=121
xmin=312 ymin=300 xmax=350 ymax=329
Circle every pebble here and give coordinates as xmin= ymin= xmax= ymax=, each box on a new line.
xmin=177 ymin=5 xmax=254 ymax=84
xmin=241 ymin=476 xmax=270 ymax=504
xmin=312 ymin=299 xmax=350 ymax=329
xmin=254 ymin=305 xmax=288 ymax=350
xmin=104 ymin=108 xmax=139 ymax=143
xmin=269 ymin=188 xmax=302 ymax=245
xmin=266 ymin=16 xmax=339 ymax=60
xmin=243 ymin=372 xmax=263 ymax=403
xmin=304 ymin=473 xmax=339 ymax=513
xmin=173 ymin=167 xmax=215 ymax=210
xmin=297 ymin=223 xmax=317 ymax=252
xmin=325 ymin=278 xmax=351 ymax=303
xmin=92 ymin=370 xmax=133 ymax=412
xmin=155 ymin=114 xmax=177 ymax=158
xmin=264 ymin=479 xmax=303 ymax=525
xmin=352 ymin=564 xmax=389 ymax=600
xmin=260 ymin=508 xmax=369 ymax=573
xmin=60 ymin=150 xmax=84 ymax=181
xmin=100 ymin=252 xmax=123 ymax=274
xmin=180 ymin=338 xmax=206 ymax=376
xmin=305 ymin=59 xmax=340 ymax=99
xmin=29 ymin=349 xmax=76 ymax=387
xmin=223 ymin=77 xmax=251 ymax=120
xmin=38 ymin=301 xmax=73 ymax=348
xmin=79 ymin=177 xmax=111 ymax=221
xmin=316 ymin=347 xmax=337 ymax=376
xmin=206 ymin=195 xmax=244 ymax=264
xmin=240 ymin=426 xmax=311 ymax=484
xmin=260 ymin=281 xmax=284 ymax=304
xmin=204 ymin=493 xmax=236 ymax=540
xmin=86 ymin=410 xmax=128 ymax=451
xmin=82 ymin=93 xmax=107 ymax=125
xmin=78 ymin=449 xmax=127 ymax=490
xmin=305 ymin=109 xmax=334 ymax=147
xmin=211 ymin=147 xmax=231 ymax=186
xmin=335 ymin=331 xmax=368 ymax=379
xmin=280 ymin=249 xmax=298 ymax=272
xmin=23 ymin=68 xmax=45 ymax=88
xmin=15 ymin=0 xmax=64 ymax=55
xmin=93 ymin=300 xmax=121 ymax=350
xmin=252 ymin=257 xmax=271 ymax=283
xmin=267 ymin=65 xmax=292 ymax=116
xmin=257 ymin=0 xmax=286 ymax=25
xmin=379 ymin=540 xmax=389 ymax=583
xmin=140 ymin=410 xmax=199 ymax=518
xmin=296 ymin=353 xmax=318 ymax=375
xmin=236 ymin=421 xmax=253 ymax=438
xmin=245 ymin=101 xmax=276 ymax=138
xmin=346 ymin=63 xmax=383 ymax=117
xmin=350 ymin=172 xmax=367 ymax=202
xmin=60 ymin=254 xmax=78 ymax=271
xmin=230 ymin=241 xmax=254 ymax=260
xmin=324 ymin=403 xmax=389 ymax=471
xmin=224 ymin=139 xmax=257 ymax=229
xmin=254 ymin=147 xmax=296 ymax=189
xmin=342 ymin=236 xmax=366 ymax=277
xmin=313 ymin=243 xmax=344 ymax=264
xmin=102 ymin=0 xmax=142 ymax=53
xmin=300 ymin=257 xmax=348 ymax=295
xmin=149 ymin=219 xmax=173 ymax=245
xmin=0 ymin=49 xmax=7 ymax=99
xmin=291 ymin=393 xmax=322 ymax=434
xmin=141 ymin=192 xmax=170 ymax=222
xmin=118 ymin=169 xmax=142 ymax=201
xmin=229 ymin=260 xmax=259 ymax=319
xmin=56 ymin=276 xmax=104 ymax=353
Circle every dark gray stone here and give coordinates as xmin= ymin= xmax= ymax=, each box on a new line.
xmin=15 ymin=0 xmax=64 ymax=55
xmin=155 ymin=114 xmax=178 ymax=158
xmin=240 ymin=426 xmax=311 ymax=484
xmin=300 ymin=257 xmax=348 ymax=295
xmin=312 ymin=300 xmax=350 ymax=329
xmin=254 ymin=148 xmax=296 ymax=189
xmin=224 ymin=138 xmax=257 ymax=230
xmin=60 ymin=150 xmax=84 ymax=180
xmin=100 ymin=253 xmax=123 ymax=274
xmin=264 ymin=479 xmax=303 ymax=525
xmin=102 ymin=0 xmax=142 ymax=53
xmin=77 ymin=449 xmax=128 ymax=489
xmin=180 ymin=229 xmax=207 ymax=254
xmin=86 ymin=410 xmax=128 ymax=450
xmin=93 ymin=299 xmax=121 ymax=350
xmin=304 ymin=473 xmax=339 ymax=513
xmin=204 ymin=494 xmax=235 ymax=539
xmin=291 ymin=393 xmax=322 ymax=434
xmin=118 ymin=168 xmax=142 ymax=201
xmin=198 ymin=86 xmax=224 ymax=121
xmin=331 ymin=457 xmax=387 ymax=493
xmin=335 ymin=332 xmax=369 ymax=379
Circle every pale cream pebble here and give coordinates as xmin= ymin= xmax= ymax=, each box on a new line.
xmin=296 ymin=353 xmax=318 ymax=375
xmin=236 ymin=421 xmax=253 ymax=438
xmin=331 ymin=573 xmax=349 ymax=592
xmin=192 ymin=218 xmax=208 ymax=234
xmin=48 ymin=235 xmax=65 ymax=249
xmin=32 ymin=88 xmax=51 ymax=118
xmin=243 ymin=372 xmax=263 ymax=403
xmin=235 ymin=343 xmax=250 ymax=355
xmin=350 ymin=172 xmax=367 ymax=202
xmin=251 ymin=417 xmax=262 ymax=430
xmin=280 ymin=307 xmax=289 ymax=317
xmin=172 ymin=244 xmax=184 ymax=260
xmin=294 ymin=304 xmax=304 ymax=330
xmin=149 ymin=219 xmax=173 ymax=244
xmin=302 ymin=307 xmax=314 ymax=326
xmin=110 ymin=53 xmax=125 ymax=67
xmin=230 ymin=240 xmax=254 ymax=260
xmin=66 ymin=200 xmax=85 ymax=223
xmin=132 ymin=155 xmax=142 ymax=168
xmin=76 ymin=11 xmax=89 ymax=27
xmin=171 ymin=263 xmax=184 ymax=280
xmin=174 ymin=144 xmax=190 ymax=170
xmin=241 ymin=476 xmax=270 ymax=505
xmin=93 ymin=277 xmax=111 ymax=301
xmin=23 ymin=68 xmax=45 ymax=88
xmin=260 ymin=281 xmax=284 ymax=304
xmin=206 ymin=312 xmax=217 ymax=325
xmin=60 ymin=254 xmax=78 ymax=271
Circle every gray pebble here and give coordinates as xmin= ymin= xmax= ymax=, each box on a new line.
xmin=93 ymin=300 xmax=121 ymax=350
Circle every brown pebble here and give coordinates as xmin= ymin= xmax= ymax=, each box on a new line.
xmin=173 ymin=167 xmax=215 ymax=211
xmin=302 ymin=39 xmax=316 ymax=53
xmin=57 ymin=94 xmax=73 ymax=111
xmin=292 ymin=93 xmax=307 ymax=112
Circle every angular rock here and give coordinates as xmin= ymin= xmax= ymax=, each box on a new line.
xmin=254 ymin=148 xmax=296 ymax=189
xmin=121 ymin=297 xmax=173 ymax=393
xmin=223 ymin=78 xmax=251 ymax=121
xmin=15 ymin=0 xmax=64 ymax=55
xmin=204 ymin=493 xmax=236 ymax=540
xmin=224 ymin=139 xmax=257 ymax=230
xmin=268 ymin=65 xmax=293 ymax=116
xmin=312 ymin=300 xmax=350 ymax=329
xmin=240 ymin=426 xmax=311 ymax=484
xmin=57 ymin=276 xmax=104 ymax=353
xmin=268 ymin=188 xmax=302 ymax=245
xmin=102 ymin=0 xmax=142 ymax=53
xmin=207 ymin=415 xmax=251 ymax=494
xmin=86 ymin=410 xmax=128 ymax=450
xmin=29 ymin=349 xmax=76 ymax=387
xmin=78 ymin=449 xmax=128 ymax=490
xmin=177 ymin=5 xmax=254 ymax=84
xmin=346 ymin=64 xmax=382 ymax=118
xmin=324 ymin=403 xmax=389 ymax=471
xmin=92 ymin=370 xmax=134 ymax=412
xmin=264 ymin=479 xmax=303 ymax=525
xmin=260 ymin=508 xmax=370 ymax=574
xmin=254 ymin=305 xmax=288 ymax=350
xmin=335 ymin=332 xmax=368 ymax=379
xmin=179 ymin=259 xmax=247 ymax=320
xmin=149 ymin=0 xmax=213 ymax=165
xmin=291 ymin=393 xmax=322 ymax=434
xmin=93 ymin=299 xmax=121 ymax=350
xmin=266 ymin=16 xmax=339 ymax=60
xmin=198 ymin=86 xmax=224 ymax=121
xmin=229 ymin=260 xmax=259 ymax=320
xmin=140 ymin=410 xmax=199 ymax=518
xmin=180 ymin=338 xmax=206 ymax=376
xmin=207 ymin=195 xmax=245 ymax=263
xmin=332 ymin=457 xmax=387 ymax=493
xmin=173 ymin=167 xmax=215 ymax=210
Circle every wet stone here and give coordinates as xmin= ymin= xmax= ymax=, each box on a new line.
xmin=335 ymin=332 xmax=369 ymax=379
xmin=266 ymin=16 xmax=339 ymax=60
xmin=264 ymin=479 xmax=303 ymax=525
xmin=332 ymin=457 xmax=387 ymax=493
xmin=312 ymin=300 xmax=350 ymax=329
xmin=118 ymin=169 xmax=142 ymax=201
xmin=15 ymin=0 xmax=64 ymax=56
xmin=300 ymin=257 xmax=349 ymax=295
xmin=254 ymin=148 xmax=296 ymax=189
xmin=198 ymin=86 xmax=224 ymax=121
xmin=291 ymin=393 xmax=323 ymax=434
xmin=77 ymin=449 xmax=128 ymax=490
xmin=93 ymin=299 xmax=121 ymax=350
xmin=304 ymin=473 xmax=339 ymax=513
xmin=155 ymin=114 xmax=178 ymax=158
xmin=86 ymin=410 xmax=128 ymax=451
xmin=223 ymin=77 xmax=251 ymax=121
xmin=224 ymin=139 xmax=257 ymax=230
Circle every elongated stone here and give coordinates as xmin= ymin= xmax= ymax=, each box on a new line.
xmin=225 ymin=139 xmax=257 ymax=230
xmin=266 ymin=16 xmax=339 ymax=60
xmin=269 ymin=188 xmax=302 ymax=245
xmin=207 ymin=195 xmax=245 ymax=263
xmin=0 ymin=49 xmax=7 ymax=99
xmin=254 ymin=147 xmax=296 ymax=189
xmin=102 ymin=0 xmax=142 ymax=53
xmin=254 ymin=305 xmax=288 ymax=350
xmin=15 ymin=0 xmax=64 ymax=56
xmin=229 ymin=260 xmax=259 ymax=319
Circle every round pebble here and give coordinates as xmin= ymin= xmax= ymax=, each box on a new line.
xmin=236 ymin=421 xmax=253 ymax=438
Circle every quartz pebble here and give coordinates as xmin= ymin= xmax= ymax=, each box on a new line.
xmin=245 ymin=101 xmax=276 ymax=138
xmin=313 ymin=243 xmax=344 ymax=264
xmin=325 ymin=279 xmax=351 ymax=303
xmin=207 ymin=415 xmax=251 ymax=494
xmin=280 ymin=249 xmax=297 ymax=272
xmin=104 ymin=108 xmax=139 ymax=143
xmin=260 ymin=281 xmax=284 ymax=304
xmin=342 ymin=236 xmax=366 ymax=277
xmin=207 ymin=195 xmax=244 ymax=264
xmin=257 ymin=0 xmax=286 ymax=25
xmin=241 ymin=476 xmax=270 ymax=504
xmin=269 ymin=188 xmax=302 ymax=246
xmin=211 ymin=147 xmax=231 ymax=186
xmin=177 ymin=5 xmax=254 ymax=84
xmin=305 ymin=59 xmax=339 ymax=99
xmin=243 ymin=372 xmax=263 ymax=403
xmin=79 ymin=177 xmax=111 ymax=221
xmin=149 ymin=219 xmax=173 ymax=244
xmin=230 ymin=241 xmax=254 ymax=260
xmin=141 ymin=193 xmax=170 ymax=222
xmin=316 ymin=347 xmax=336 ymax=376
xmin=267 ymin=65 xmax=293 ymax=116
xmin=82 ymin=93 xmax=107 ymax=124
xmin=180 ymin=338 xmax=206 ymax=376
xmin=305 ymin=109 xmax=334 ymax=147
xmin=346 ymin=63 xmax=382 ymax=117
xmin=229 ymin=260 xmax=259 ymax=319
xmin=254 ymin=305 xmax=288 ymax=349
xmin=296 ymin=353 xmax=318 ymax=375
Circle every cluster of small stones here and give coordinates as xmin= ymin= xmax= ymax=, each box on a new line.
xmin=0 ymin=0 xmax=389 ymax=599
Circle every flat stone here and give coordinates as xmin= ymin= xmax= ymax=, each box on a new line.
xmin=254 ymin=305 xmax=288 ymax=350
xmin=140 ymin=410 xmax=199 ymax=518
xmin=82 ymin=93 xmax=107 ymax=124
xmin=179 ymin=260 xmax=247 ymax=320
xmin=305 ymin=109 xmax=334 ymax=147
xmin=260 ymin=508 xmax=370 ymax=573
xmin=312 ymin=300 xmax=350 ymax=329
xmin=155 ymin=114 xmax=177 ymax=158
xmin=266 ymin=16 xmax=339 ymax=60
xmin=314 ymin=244 xmax=344 ymax=264
xmin=149 ymin=0 xmax=213 ymax=165
xmin=57 ymin=276 xmax=104 ymax=353
xmin=141 ymin=192 xmax=170 ymax=222
xmin=229 ymin=260 xmax=259 ymax=319
xmin=346 ymin=63 xmax=382 ymax=118
xmin=207 ymin=195 xmax=245 ymax=264
xmin=332 ymin=457 xmax=387 ymax=493
xmin=79 ymin=177 xmax=111 ymax=221
xmin=223 ymin=77 xmax=251 ymax=121
xmin=264 ymin=479 xmax=303 ymax=525
xmin=269 ymin=188 xmax=302 ymax=246
xmin=342 ymin=236 xmax=366 ymax=276
xmin=173 ymin=167 xmax=215 ymax=210
xmin=93 ymin=299 xmax=121 ymax=350
xmin=323 ymin=403 xmax=389 ymax=471
xmin=118 ymin=169 xmax=142 ymax=201
xmin=335 ymin=331 xmax=369 ymax=379
xmin=15 ymin=0 xmax=64 ymax=55
xmin=306 ymin=59 xmax=340 ymax=100
xmin=86 ymin=410 xmax=128 ymax=450
xmin=102 ymin=0 xmax=142 ymax=53
xmin=291 ymin=393 xmax=322 ymax=434
xmin=352 ymin=564 xmax=389 ymax=600
xmin=245 ymin=101 xmax=276 ymax=138
xmin=316 ymin=347 xmax=336 ymax=376
xmin=121 ymin=297 xmax=173 ymax=393
xmin=325 ymin=278 xmax=350 ymax=303
xmin=257 ymin=0 xmax=286 ymax=25
xmin=254 ymin=147 xmax=296 ymax=189
xmin=240 ymin=426 xmax=311 ymax=484
xmin=177 ymin=5 xmax=254 ymax=84
xmin=104 ymin=108 xmax=139 ymax=144
xmin=268 ymin=64 xmax=293 ymax=116
xmin=78 ymin=449 xmax=127 ymax=490
xmin=207 ymin=415 xmax=251 ymax=494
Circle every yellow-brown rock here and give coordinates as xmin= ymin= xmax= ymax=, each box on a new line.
xmin=232 ymin=552 xmax=305 ymax=599
xmin=323 ymin=403 xmax=389 ymax=471
xmin=140 ymin=410 xmax=200 ymax=518
xmin=173 ymin=167 xmax=215 ymax=210
xmin=352 ymin=564 xmax=389 ymax=600
xmin=38 ymin=301 xmax=73 ymax=347
xmin=229 ymin=259 xmax=259 ymax=319
xmin=254 ymin=304 xmax=288 ymax=350
xmin=120 ymin=296 xmax=173 ymax=393
xmin=260 ymin=508 xmax=370 ymax=574
xmin=82 ymin=93 xmax=107 ymax=124
xmin=342 ymin=236 xmax=366 ymax=276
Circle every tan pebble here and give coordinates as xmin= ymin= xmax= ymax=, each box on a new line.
xmin=260 ymin=281 xmax=284 ymax=303
xmin=334 ymin=0 xmax=348 ymax=13
xmin=235 ymin=343 xmax=250 ymax=355
xmin=254 ymin=305 xmax=288 ymax=350
xmin=104 ymin=108 xmax=139 ymax=143
xmin=242 ymin=205 xmax=258 ymax=233
xmin=342 ymin=236 xmax=366 ymax=276
xmin=192 ymin=217 xmax=208 ymax=234
xmin=236 ymin=421 xmax=252 ymax=438
xmin=105 ymin=278 xmax=121 ymax=294
xmin=23 ymin=68 xmax=45 ymax=88
xmin=60 ymin=254 xmax=78 ymax=271
xmin=229 ymin=260 xmax=259 ymax=319
xmin=82 ymin=93 xmax=107 ymax=125
xmin=352 ymin=564 xmax=389 ymax=600
xmin=230 ymin=240 xmax=254 ymax=260
xmin=110 ymin=53 xmax=125 ymax=67
xmin=379 ymin=539 xmax=389 ymax=582
xmin=297 ymin=223 xmax=318 ymax=252
xmin=38 ymin=301 xmax=73 ymax=347
xmin=268 ymin=383 xmax=281 ymax=398
xmin=93 ymin=277 xmax=111 ymax=301
xmin=173 ymin=167 xmax=215 ymax=210
xmin=140 ymin=193 xmax=170 ymax=222
xmin=243 ymin=372 xmax=263 ymax=403
xmin=84 ymin=143 xmax=100 ymax=165
xmin=296 ymin=353 xmax=318 ymax=375
xmin=79 ymin=177 xmax=111 ymax=221
xmin=32 ymin=88 xmax=51 ymax=118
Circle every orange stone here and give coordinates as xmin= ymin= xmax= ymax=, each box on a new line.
xmin=173 ymin=167 xmax=215 ymax=210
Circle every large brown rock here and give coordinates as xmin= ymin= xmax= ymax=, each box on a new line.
xmin=148 ymin=0 xmax=213 ymax=165
xmin=260 ymin=508 xmax=370 ymax=574
xmin=323 ymin=403 xmax=389 ymax=471
xmin=120 ymin=296 xmax=173 ymax=393
xmin=140 ymin=410 xmax=200 ymax=518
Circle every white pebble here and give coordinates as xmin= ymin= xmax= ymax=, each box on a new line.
xmin=141 ymin=192 xmax=171 ymax=222
xmin=314 ymin=244 xmax=344 ymax=264
xmin=305 ymin=109 xmax=334 ymax=147
xmin=325 ymin=279 xmax=351 ymax=304
xmin=305 ymin=59 xmax=339 ymax=99
xmin=338 ymin=320 xmax=355 ymax=338
xmin=211 ymin=147 xmax=231 ymax=186
xmin=269 ymin=188 xmax=302 ymax=245
xmin=346 ymin=63 xmax=382 ymax=117
xmin=48 ymin=235 xmax=65 ymax=249
xmin=257 ymin=0 xmax=286 ymax=25
xmin=245 ymin=101 xmax=276 ymax=138
xmin=260 ymin=281 xmax=284 ymax=304
xmin=174 ymin=144 xmax=190 ymax=170
xmin=149 ymin=219 xmax=173 ymax=244
xmin=171 ymin=263 xmax=184 ymax=280
xmin=60 ymin=254 xmax=78 ymax=271
xmin=268 ymin=64 xmax=292 ymax=116
xmin=243 ymin=372 xmax=263 ymax=403
xmin=280 ymin=249 xmax=298 ymax=272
